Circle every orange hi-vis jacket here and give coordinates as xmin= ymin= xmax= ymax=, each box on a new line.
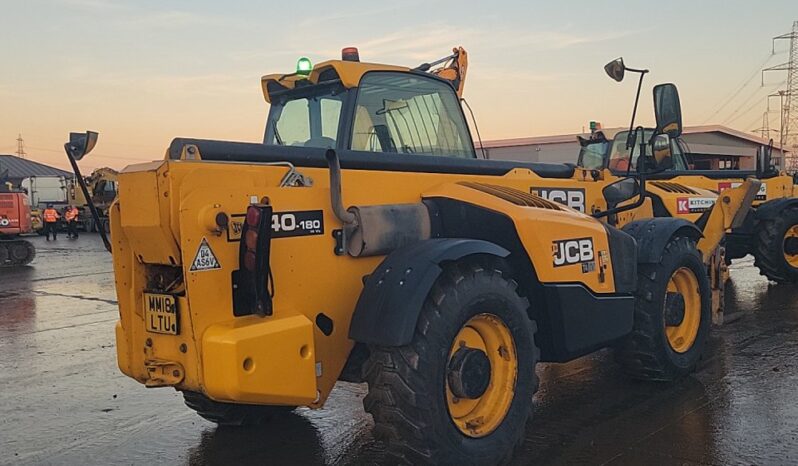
xmin=43 ymin=208 xmax=60 ymax=223
xmin=65 ymin=208 xmax=79 ymax=222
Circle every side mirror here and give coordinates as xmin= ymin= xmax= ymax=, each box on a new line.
xmin=653 ymin=84 xmax=683 ymax=138
xmin=603 ymin=177 xmax=639 ymax=208
xmin=756 ymin=139 xmax=775 ymax=178
xmin=65 ymin=131 xmax=99 ymax=161
xmin=604 ymin=57 xmax=625 ymax=82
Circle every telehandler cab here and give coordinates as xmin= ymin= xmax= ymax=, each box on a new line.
xmin=68 ymin=48 xmax=755 ymax=465
xmin=576 ymin=57 xmax=798 ymax=284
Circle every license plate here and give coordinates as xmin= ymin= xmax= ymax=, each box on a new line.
xmin=144 ymin=293 xmax=179 ymax=335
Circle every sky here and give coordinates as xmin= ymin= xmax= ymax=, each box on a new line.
xmin=1 ymin=0 xmax=797 ymax=171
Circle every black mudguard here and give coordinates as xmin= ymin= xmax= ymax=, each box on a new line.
xmin=348 ymin=238 xmax=509 ymax=346
xmin=622 ymin=218 xmax=702 ymax=264
xmin=754 ymin=197 xmax=798 ymax=221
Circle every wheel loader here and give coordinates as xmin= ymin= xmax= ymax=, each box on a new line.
xmin=575 ymin=57 xmax=798 ymax=284
xmin=67 ymin=167 xmax=118 ymax=232
xmin=66 ymin=48 xmax=757 ymax=465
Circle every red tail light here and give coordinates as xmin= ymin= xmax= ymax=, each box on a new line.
xmin=243 ymin=251 xmax=257 ymax=271
xmin=246 ymin=206 xmax=261 ymax=227
xmin=234 ymin=203 xmax=273 ymax=316
xmin=244 ymin=229 xmax=259 ymax=253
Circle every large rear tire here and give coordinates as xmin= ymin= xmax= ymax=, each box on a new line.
xmin=753 ymin=206 xmax=798 ymax=283
xmin=363 ymin=259 xmax=539 ymax=465
xmin=182 ymin=391 xmax=294 ymax=427
xmin=616 ymin=236 xmax=711 ymax=381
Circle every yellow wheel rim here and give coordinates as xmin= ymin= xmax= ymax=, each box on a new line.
xmin=664 ymin=267 xmax=701 ymax=353
xmin=445 ymin=313 xmax=517 ymax=438
xmin=783 ymin=226 xmax=798 ymax=267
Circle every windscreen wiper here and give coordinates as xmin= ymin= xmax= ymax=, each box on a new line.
xmin=272 ymin=120 xmax=284 ymax=145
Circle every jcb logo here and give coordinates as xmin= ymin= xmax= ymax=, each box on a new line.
xmin=552 ymin=237 xmax=594 ymax=267
xmin=532 ymin=188 xmax=586 ymax=212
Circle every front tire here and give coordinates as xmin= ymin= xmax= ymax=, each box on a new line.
xmin=616 ymin=236 xmax=711 ymax=381
xmin=363 ymin=259 xmax=539 ymax=465
xmin=182 ymin=391 xmax=294 ymax=426
xmin=753 ymin=206 xmax=798 ymax=283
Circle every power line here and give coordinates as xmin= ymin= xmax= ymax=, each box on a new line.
xmin=720 ymin=81 xmax=783 ymax=125
xmin=25 ymin=145 xmax=149 ymax=161
xmin=703 ymin=53 xmax=775 ymax=123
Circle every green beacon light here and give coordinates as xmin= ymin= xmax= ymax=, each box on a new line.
xmin=296 ymin=57 xmax=313 ymax=76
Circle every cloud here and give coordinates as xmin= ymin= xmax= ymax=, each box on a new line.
xmin=54 ymin=0 xmax=215 ymax=29
xmin=54 ymin=0 xmax=125 ymax=10
xmin=120 ymin=10 xmax=211 ymax=28
xmin=308 ymin=24 xmax=642 ymax=66
xmin=60 ymin=69 xmax=255 ymax=97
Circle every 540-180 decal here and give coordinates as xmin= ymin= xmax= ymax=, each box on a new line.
xmin=227 ymin=210 xmax=325 ymax=241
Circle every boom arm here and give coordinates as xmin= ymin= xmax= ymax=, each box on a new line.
xmin=696 ymin=178 xmax=760 ymax=262
xmin=416 ymin=47 xmax=468 ymax=98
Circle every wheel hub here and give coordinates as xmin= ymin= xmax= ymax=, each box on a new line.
xmin=664 ymin=292 xmax=686 ymax=327
xmin=447 ymin=347 xmax=492 ymax=399
xmin=11 ymin=243 xmax=29 ymax=261
xmin=784 ymin=237 xmax=798 ymax=256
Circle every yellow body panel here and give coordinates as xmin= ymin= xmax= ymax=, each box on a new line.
xmin=202 ymin=315 xmax=317 ymax=405
xmin=655 ymin=173 xmax=795 ymax=207
xmin=112 ymin=160 xmax=623 ymax=407
xmin=423 ymin=182 xmax=617 ymax=293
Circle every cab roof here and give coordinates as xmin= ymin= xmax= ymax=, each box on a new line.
xmin=261 ymin=59 xmax=410 ymax=103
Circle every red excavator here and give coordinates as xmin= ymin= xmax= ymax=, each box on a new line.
xmin=0 ymin=185 xmax=36 ymax=267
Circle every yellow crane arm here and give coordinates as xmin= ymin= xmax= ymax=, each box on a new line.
xmin=425 ymin=47 xmax=469 ymax=98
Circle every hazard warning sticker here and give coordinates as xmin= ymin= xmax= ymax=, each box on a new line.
xmin=190 ymin=237 xmax=221 ymax=272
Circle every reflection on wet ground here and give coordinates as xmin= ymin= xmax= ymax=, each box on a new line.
xmin=1 ymin=239 xmax=797 ymax=465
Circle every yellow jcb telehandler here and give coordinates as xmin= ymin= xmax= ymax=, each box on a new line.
xmin=67 ymin=48 xmax=755 ymax=464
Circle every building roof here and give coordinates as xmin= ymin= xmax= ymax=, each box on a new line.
xmin=0 ymin=154 xmax=73 ymax=180
xmin=477 ymin=125 xmax=789 ymax=153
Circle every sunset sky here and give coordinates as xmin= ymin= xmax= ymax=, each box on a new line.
xmin=1 ymin=0 xmax=796 ymax=171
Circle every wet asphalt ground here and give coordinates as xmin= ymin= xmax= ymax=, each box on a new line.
xmin=1 ymin=235 xmax=798 ymax=465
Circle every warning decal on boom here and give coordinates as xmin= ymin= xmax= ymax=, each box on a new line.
xmin=190 ymin=237 xmax=221 ymax=272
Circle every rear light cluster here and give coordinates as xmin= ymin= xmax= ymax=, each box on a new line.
xmin=234 ymin=203 xmax=274 ymax=316
xmin=243 ymin=206 xmax=263 ymax=271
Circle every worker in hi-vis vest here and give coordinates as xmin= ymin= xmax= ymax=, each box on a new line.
xmin=42 ymin=203 xmax=60 ymax=241
xmin=65 ymin=205 xmax=80 ymax=239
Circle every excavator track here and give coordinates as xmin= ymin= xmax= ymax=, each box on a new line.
xmin=0 ymin=239 xmax=36 ymax=267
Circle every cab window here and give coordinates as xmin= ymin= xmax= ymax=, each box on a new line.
xmin=264 ymin=83 xmax=344 ymax=149
xmin=351 ymin=72 xmax=475 ymax=158
xmin=609 ymin=130 xmax=687 ymax=172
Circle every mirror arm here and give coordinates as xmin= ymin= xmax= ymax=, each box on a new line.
xmin=64 ymin=148 xmax=112 ymax=253
xmin=625 ymin=70 xmax=649 ymax=149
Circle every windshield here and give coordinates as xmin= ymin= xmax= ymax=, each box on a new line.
xmin=609 ymin=130 xmax=687 ymax=172
xmin=264 ymin=83 xmax=345 ymax=149
xmin=351 ymin=72 xmax=475 ymax=158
